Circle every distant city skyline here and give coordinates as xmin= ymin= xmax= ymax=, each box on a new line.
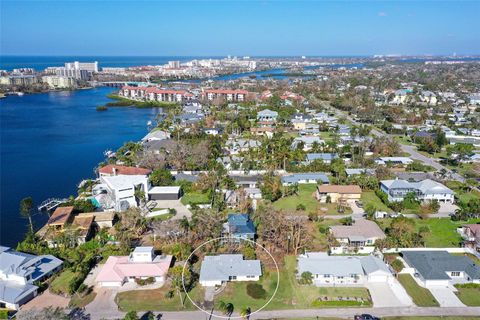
xmin=1 ymin=0 xmax=479 ymax=56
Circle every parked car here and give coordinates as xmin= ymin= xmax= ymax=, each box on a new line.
xmin=354 ymin=314 xmax=380 ymax=320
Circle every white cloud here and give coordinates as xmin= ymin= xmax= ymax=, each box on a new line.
xmin=378 ymin=12 xmax=387 ymax=17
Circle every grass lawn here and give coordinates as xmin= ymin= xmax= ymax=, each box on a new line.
xmin=361 ymin=191 xmax=392 ymax=213
xmin=394 ymin=135 xmax=415 ymax=146
xmin=49 ymin=269 xmax=78 ymax=295
xmin=273 ymin=184 xmax=351 ymax=215
xmin=454 ymin=284 xmax=480 ymax=306
xmin=214 ymin=255 xmax=371 ymax=312
xmin=116 ymin=282 xmax=205 ymax=311
xmin=180 ymin=191 xmax=210 ymax=205
xmin=311 ymin=220 xmax=341 ymax=251
xmin=397 ymin=274 xmax=439 ymax=307
xmin=378 ymin=217 xmax=480 ymax=247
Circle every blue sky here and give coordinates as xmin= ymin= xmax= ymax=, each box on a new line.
xmin=1 ymin=0 xmax=479 ymax=56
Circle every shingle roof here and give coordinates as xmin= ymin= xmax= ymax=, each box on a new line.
xmin=402 ymin=251 xmax=480 ymax=281
xmin=47 ymin=206 xmax=74 ymax=226
xmin=330 ymin=219 xmax=386 ymax=240
xmin=281 ymin=172 xmax=329 ymax=184
xmin=98 ymin=165 xmax=152 ymax=176
xmin=317 ymin=185 xmax=362 ymax=194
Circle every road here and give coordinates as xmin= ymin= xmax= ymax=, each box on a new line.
xmin=329 ymin=106 xmax=467 ymax=184
xmin=85 ymin=306 xmax=480 ymax=320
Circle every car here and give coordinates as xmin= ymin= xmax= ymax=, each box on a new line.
xmin=354 ymin=314 xmax=380 ymax=320
xmin=355 ymin=201 xmax=363 ymax=208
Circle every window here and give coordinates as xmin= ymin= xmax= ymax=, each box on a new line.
xmin=451 ymin=271 xmax=461 ymax=277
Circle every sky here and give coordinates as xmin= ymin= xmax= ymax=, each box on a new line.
xmin=1 ymin=0 xmax=479 ymax=56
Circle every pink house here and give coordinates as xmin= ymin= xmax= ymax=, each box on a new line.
xmin=96 ymin=247 xmax=172 ymax=287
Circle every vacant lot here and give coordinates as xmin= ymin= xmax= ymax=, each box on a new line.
xmin=180 ymin=191 xmax=210 ymax=205
xmin=361 ymin=191 xmax=392 ymax=213
xmin=397 ymin=274 xmax=439 ymax=307
xmin=273 ymin=184 xmax=351 ymax=215
xmin=214 ymin=255 xmax=371 ymax=312
xmin=49 ymin=269 xmax=78 ymax=295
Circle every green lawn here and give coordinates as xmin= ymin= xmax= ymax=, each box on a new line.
xmin=454 ymin=284 xmax=480 ymax=306
xmin=361 ymin=191 xmax=392 ymax=213
xmin=378 ymin=217 xmax=480 ymax=247
xmin=116 ymin=282 xmax=204 ymax=311
xmin=49 ymin=269 xmax=78 ymax=295
xmin=180 ymin=191 xmax=210 ymax=205
xmin=214 ymin=255 xmax=371 ymax=312
xmin=397 ymin=274 xmax=439 ymax=307
xmin=273 ymin=184 xmax=351 ymax=215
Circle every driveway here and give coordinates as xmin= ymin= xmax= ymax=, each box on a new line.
xmin=437 ymin=202 xmax=459 ymax=217
xmin=350 ymin=201 xmax=365 ymax=218
xmin=20 ymin=289 xmax=70 ymax=311
xmin=366 ymin=281 xmax=412 ymax=307
xmin=149 ymin=199 xmax=192 ymax=220
xmin=429 ymin=285 xmax=465 ymax=307
xmin=85 ymin=287 xmax=121 ymax=319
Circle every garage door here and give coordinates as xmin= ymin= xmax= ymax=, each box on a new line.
xmin=368 ymin=275 xmax=389 ymax=282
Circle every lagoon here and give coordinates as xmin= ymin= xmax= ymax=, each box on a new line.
xmin=0 ymin=87 xmax=161 ymax=245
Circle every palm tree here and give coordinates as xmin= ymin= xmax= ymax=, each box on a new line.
xmin=240 ymin=307 xmax=251 ymax=319
xmin=20 ymin=197 xmax=34 ymax=234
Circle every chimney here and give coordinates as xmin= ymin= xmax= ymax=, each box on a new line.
xmin=112 ymin=167 xmax=117 ymax=176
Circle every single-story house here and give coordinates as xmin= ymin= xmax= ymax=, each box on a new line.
xmin=141 ymin=130 xmax=170 ymax=142
xmin=0 ymin=246 xmax=63 ymax=310
xmin=401 ymin=250 xmax=480 ymax=287
xmin=281 ymin=172 xmax=329 ymax=186
xmin=96 ymin=247 xmax=172 ymax=287
xmin=345 ymin=168 xmax=375 ymax=177
xmin=316 ymin=185 xmax=362 ymax=203
xmin=223 ymin=214 xmax=255 ymax=241
xmin=380 ymin=179 xmax=455 ymax=203
xmin=78 ymin=211 xmax=116 ymax=229
xmin=47 ymin=206 xmax=74 ymax=231
xmin=297 ymin=252 xmax=393 ymax=286
xmin=305 ymin=153 xmax=338 ymax=164
xmin=375 ymin=157 xmax=413 ymax=166
xmin=199 ymin=254 xmax=262 ymax=287
xmin=329 ymin=219 xmax=386 ymax=254
xmin=291 ymin=136 xmax=324 ymax=151
xmin=148 ymin=186 xmax=182 ymax=200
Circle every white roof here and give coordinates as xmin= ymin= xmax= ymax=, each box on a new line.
xmin=102 ymin=175 xmax=147 ymax=190
xmin=148 ymin=186 xmax=181 ymax=194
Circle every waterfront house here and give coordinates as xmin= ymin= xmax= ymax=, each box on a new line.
xmin=329 ymin=219 xmax=386 ymax=254
xmin=199 ymin=254 xmax=261 ymax=287
xmin=315 ymin=185 xmax=362 ymax=203
xmin=401 ymin=251 xmax=480 ymax=287
xmin=47 ymin=206 xmax=74 ymax=231
xmin=297 ymin=252 xmax=393 ymax=286
xmin=379 ymin=179 xmax=455 ymax=203
xmin=96 ymin=247 xmax=172 ymax=287
xmin=141 ymin=130 xmax=170 ymax=142
xmin=0 ymin=246 xmax=63 ymax=310
xmin=98 ymin=165 xmax=152 ymax=177
xmin=99 ymin=174 xmax=150 ymax=211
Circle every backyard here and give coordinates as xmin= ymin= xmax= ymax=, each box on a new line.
xmin=213 ymin=255 xmax=371 ymax=312
xmin=180 ymin=191 xmax=210 ymax=206
xmin=397 ymin=274 xmax=439 ymax=307
xmin=361 ymin=191 xmax=392 ymax=213
xmin=273 ymin=184 xmax=352 ymax=215
xmin=49 ymin=269 xmax=78 ymax=296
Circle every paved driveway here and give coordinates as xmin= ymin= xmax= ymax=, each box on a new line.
xmin=429 ymin=286 xmax=465 ymax=307
xmin=366 ymin=281 xmax=412 ymax=307
xmin=350 ymin=201 xmax=365 ymax=218
xmin=85 ymin=287 xmax=120 ymax=319
xmin=149 ymin=199 xmax=192 ymax=220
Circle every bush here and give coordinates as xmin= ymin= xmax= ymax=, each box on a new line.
xmin=297 ymin=204 xmax=306 ymax=211
xmin=96 ymin=105 xmax=108 ymax=111
xmin=308 ymin=212 xmax=318 ymax=221
xmin=455 ymin=283 xmax=480 ymax=289
xmin=0 ymin=310 xmax=9 ymax=320
xmin=135 ymin=277 xmax=155 ymax=286
xmin=391 ymin=259 xmax=404 ymax=273
xmin=246 ymin=283 xmax=267 ymax=299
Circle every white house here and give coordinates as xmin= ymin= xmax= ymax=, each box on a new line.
xmin=0 ymin=246 xmax=63 ymax=310
xmin=199 ymin=254 xmax=262 ymax=287
xmin=100 ymin=174 xmax=150 ymax=211
xmin=297 ymin=252 xmax=393 ymax=286
xmin=380 ymin=179 xmax=455 ymax=203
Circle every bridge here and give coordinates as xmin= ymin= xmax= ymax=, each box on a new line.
xmin=37 ymin=198 xmax=69 ymax=212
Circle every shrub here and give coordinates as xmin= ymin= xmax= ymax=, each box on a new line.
xmin=135 ymin=277 xmax=155 ymax=286
xmin=246 ymin=283 xmax=267 ymax=299
xmin=391 ymin=259 xmax=404 ymax=272
xmin=308 ymin=211 xmax=318 ymax=221
xmin=455 ymin=283 xmax=480 ymax=289
xmin=0 ymin=310 xmax=9 ymax=320
xmin=298 ymin=271 xmax=313 ymax=285
xmin=297 ymin=204 xmax=306 ymax=211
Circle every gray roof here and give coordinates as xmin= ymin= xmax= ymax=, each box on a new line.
xmin=281 ymin=172 xmax=329 ymax=184
xmin=381 ymin=179 xmax=454 ymax=195
xmin=174 ymin=173 xmax=199 ymax=183
xmin=345 ymin=168 xmax=375 ymax=176
xmin=306 ymin=153 xmax=338 ymax=162
xmin=199 ymin=254 xmax=261 ymax=282
xmin=0 ymin=281 xmax=38 ymax=304
xmin=297 ymin=252 xmax=390 ymax=277
xmin=402 ymin=251 xmax=480 ymax=281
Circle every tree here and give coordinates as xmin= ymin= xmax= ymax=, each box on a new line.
xmin=20 ymin=197 xmax=34 ymax=234
xmin=123 ymin=310 xmax=139 ymax=320
xmin=299 ymin=271 xmax=313 ymax=285
xmin=240 ymin=307 xmax=251 ymax=319
xmin=170 ymin=265 xmax=193 ymax=307
xmin=149 ymin=168 xmax=174 ymax=186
